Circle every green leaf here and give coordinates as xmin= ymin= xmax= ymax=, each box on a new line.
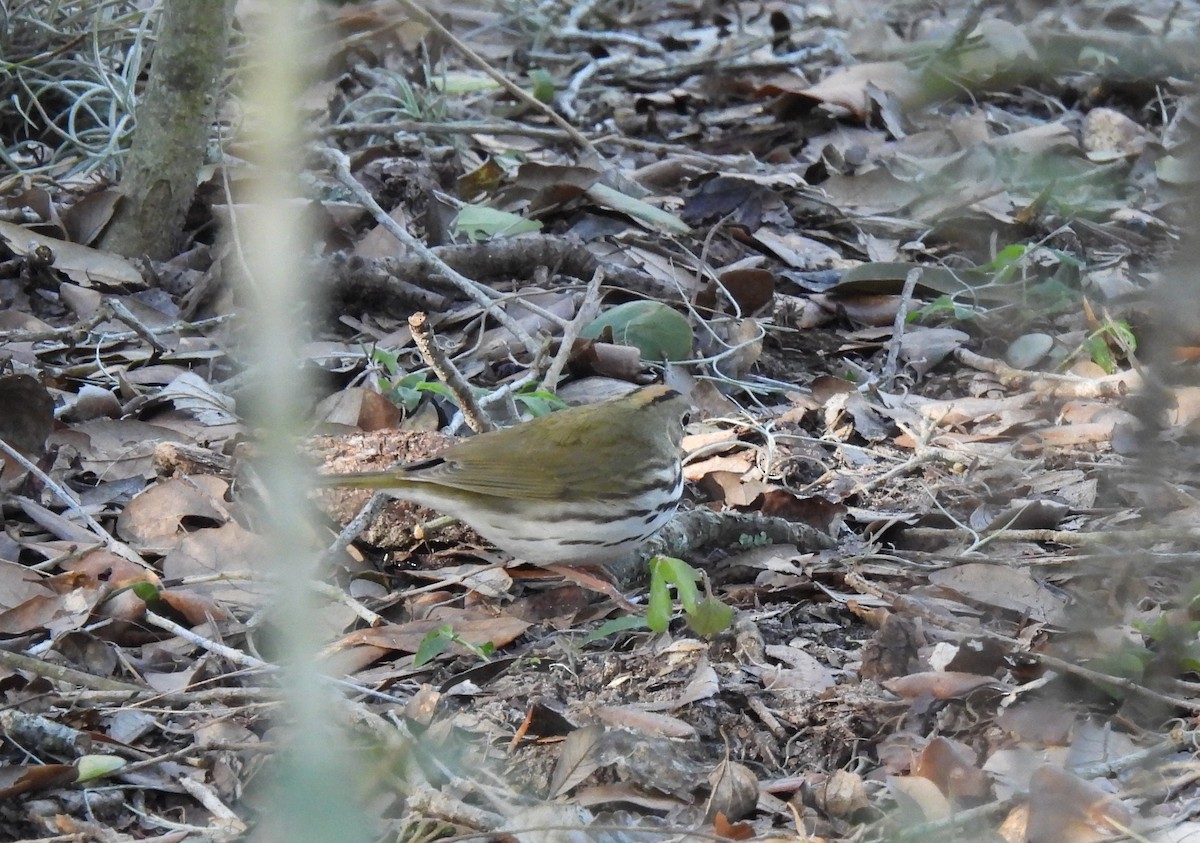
xmin=1180 ymin=643 xmax=1200 ymax=675
xmin=581 ymin=300 xmax=693 ymax=362
xmin=76 ymin=754 xmax=125 ymax=782
xmin=646 ymin=569 xmax=672 ymax=633
xmin=668 ymin=569 xmax=700 ymax=614
xmin=369 ymin=345 xmax=403 ymax=376
xmin=1133 ymin=613 xmax=1167 ymax=640
xmin=737 ymin=531 xmax=771 ymax=547
xmin=990 ymin=243 xmax=1028 ymax=267
xmin=911 ymin=294 xmax=979 ymax=323
xmin=413 ymin=625 xmax=454 ymax=667
xmin=413 ymin=380 xmax=456 ymax=400
xmin=1047 ymin=248 xmax=1085 ymax=269
xmin=583 ymin=614 xmax=647 ymax=643
xmin=968 ymin=243 xmax=1030 ymax=286
xmin=391 ymin=372 xmax=438 ymax=413
xmin=1107 ymin=319 xmax=1137 ymax=352
xmin=584 ymin=182 xmax=691 ymax=235
xmin=685 ymin=596 xmax=734 ymax=637
xmin=130 ymin=581 xmax=160 ymax=602
xmin=514 ymin=389 xmax=568 ymax=417
xmin=528 ymin=68 xmax=555 ymax=103
xmin=1086 ymin=334 xmax=1114 ymax=373
xmin=1026 ymin=278 xmax=1076 ymax=312
xmin=650 ymin=555 xmax=700 ymax=613
xmin=430 ymin=71 xmax=501 ymax=94
xmin=1087 ymin=645 xmax=1150 ymax=698
xmin=454 ymin=205 xmax=543 ymax=240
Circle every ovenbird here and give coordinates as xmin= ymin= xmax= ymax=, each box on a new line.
xmin=320 ymin=385 xmax=689 ymax=565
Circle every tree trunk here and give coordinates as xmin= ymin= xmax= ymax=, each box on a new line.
xmin=100 ymin=0 xmax=234 ymax=260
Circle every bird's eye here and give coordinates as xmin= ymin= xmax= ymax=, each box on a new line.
xmin=681 ymin=410 xmax=693 ymax=426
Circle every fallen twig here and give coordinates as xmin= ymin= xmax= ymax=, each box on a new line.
xmin=319 ymin=147 xmax=542 ymax=358
xmin=409 ymin=311 xmax=490 ymax=433
xmin=1 ymin=441 xmax=150 ymax=569
xmin=954 ymin=347 xmax=1139 ymax=398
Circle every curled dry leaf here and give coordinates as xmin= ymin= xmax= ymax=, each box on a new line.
xmin=706 ymin=759 xmax=759 ymax=821
xmin=712 ymin=812 xmax=756 ymax=840
xmin=751 ymin=229 xmax=841 ymax=270
xmin=886 ymin=774 xmax=951 ymax=823
xmin=819 ymin=769 xmax=869 ymax=818
xmin=970 ymin=497 xmax=1068 ymax=532
xmin=883 ymin=671 xmax=998 ymax=701
xmin=116 ymin=476 xmax=231 ymax=554
xmin=0 ymin=762 xmax=78 ymax=799
xmin=568 ymin=339 xmax=644 ymax=381
xmin=593 ymin=706 xmax=696 ymax=740
xmin=56 ymin=383 xmax=123 ymax=423
xmin=1023 ymin=765 xmax=1132 ymax=843
xmin=550 ymin=724 xmax=605 ymax=798
xmin=898 ymin=327 xmax=969 ymax=377
xmin=0 ymin=580 xmax=95 ymax=636
xmin=913 ymin=737 xmax=991 ymax=802
xmin=1018 ymin=421 xmax=1120 ymax=451
xmin=0 ymin=559 xmax=51 ymax=611
xmin=858 ymin=613 xmax=922 ymax=681
xmin=313 ymin=386 xmax=403 ymax=430
xmin=156 ymin=371 xmax=238 ymax=426
xmin=62 ymin=187 xmax=122 ymax=245
xmin=754 ymin=489 xmax=847 ymax=535
xmin=0 ymin=549 xmax=151 ymax=636
xmin=0 ymin=219 xmax=144 ymax=289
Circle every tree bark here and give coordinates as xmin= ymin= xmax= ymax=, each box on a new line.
xmin=100 ymin=0 xmax=234 ymax=260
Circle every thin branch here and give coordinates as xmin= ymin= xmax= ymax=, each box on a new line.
xmin=319 ymin=147 xmax=542 ymax=358
xmin=931 ymin=0 xmax=993 ymax=62
xmin=143 ymin=610 xmax=269 ymax=670
xmin=323 ymin=119 xmax=574 ymax=141
xmin=0 ymin=442 xmax=150 ymax=569
xmin=538 ymin=267 xmax=605 ymax=393
xmin=409 ymin=311 xmax=490 ymax=433
xmin=0 ymin=647 xmax=144 ymax=692
xmin=390 ymin=0 xmax=597 ymax=154
xmin=883 ymin=267 xmax=921 ymax=387
xmin=954 ymin=347 xmax=1139 ymax=398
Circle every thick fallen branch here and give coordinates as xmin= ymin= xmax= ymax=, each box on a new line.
xmin=954 ymin=347 xmax=1139 ymax=398
xmin=325 ymin=234 xmax=681 ymax=318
